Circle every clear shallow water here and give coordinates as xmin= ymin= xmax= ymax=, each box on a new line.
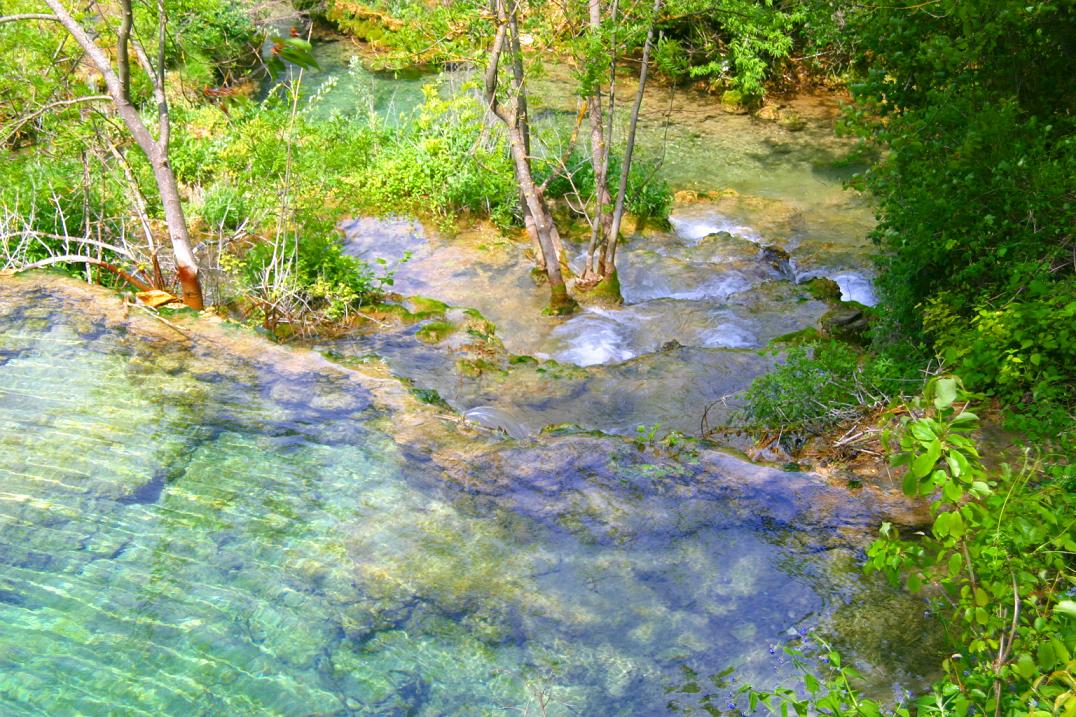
xmin=336 ymin=216 xmax=829 ymax=435
xmin=327 ymin=59 xmax=882 ymax=434
xmin=0 ymin=279 xmax=939 ymax=715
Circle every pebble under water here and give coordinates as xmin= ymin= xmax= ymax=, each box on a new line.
xmin=0 ymin=279 xmax=941 ymax=715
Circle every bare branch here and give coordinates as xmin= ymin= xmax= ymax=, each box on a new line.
xmin=10 ymin=255 xmax=152 ymax=291
xmin=1 ymin=95 xmax=110 ymax=145
xmin=0 ymin=14 xmax=59 ymax=24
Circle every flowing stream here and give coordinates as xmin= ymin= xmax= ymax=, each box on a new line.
xmin=0 ymin=41 xmax=941 ymax=717
xmin=302 ymin=41 xmax=880 ymax=437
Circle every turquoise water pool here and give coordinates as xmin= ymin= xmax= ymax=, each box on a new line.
xmin=0 ymin=281 xmax=937 ymax=715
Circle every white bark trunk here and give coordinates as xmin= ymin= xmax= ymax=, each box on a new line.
xmin=40 ymin=0 xmax=203 ymax=308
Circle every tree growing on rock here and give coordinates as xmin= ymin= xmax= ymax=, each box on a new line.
xmin=482 ymin=0 xmax=577 ymax=314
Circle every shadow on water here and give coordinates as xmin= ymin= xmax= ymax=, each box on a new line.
xmin=0 ymin=277 xmax=943 ymax=715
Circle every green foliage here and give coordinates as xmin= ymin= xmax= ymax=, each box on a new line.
xmin=923 ymin=285 xmax=1076 ymax=439
xmin=349 ymin=85 xmax=519 ymax=229
xmin=171 ymin=78 xmax=519 ymax=228
xmin=741 ymin=634 xmax=904 ymax=717
xmin=735 ymin=378 xmax=1075 ymax=717
xmin=231 ymin=233 xmax=387 ymax=320
xmin=633 ymin=423 xmax=698 ymax=459
xmin=324 ymin=0 xmax=490 ymax=68
xmin=198 ymin=183 xmax=251 ymax=232
xmin=170 ymin=0 xmax=257 ymax=81
xmin=738 ymin=341 xmax=915 ymax=443
xmin=539 ymin=151 xmax=672 ymax=222
xmin=843 ymin=0 xmax=1076 ymax=430
xmin=865 ymin=376 xmax=1075 ymax=716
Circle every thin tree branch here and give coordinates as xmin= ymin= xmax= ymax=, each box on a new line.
xmin=11 ymin=255 xmax=152 ymax=291
xmin=0 ymin=14 xmax=59 ymax=24
xmin=1 ymin=95 xmax=110 ymax=145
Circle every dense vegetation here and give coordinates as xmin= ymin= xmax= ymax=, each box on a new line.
xmin=1 ymin=0 xmax=1072 ymax=714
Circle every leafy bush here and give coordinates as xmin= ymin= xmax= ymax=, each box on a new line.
xmin=197 ymin=183 xmax=253 ymax=232
xmin=867 ymin=377 xmax=1075 ymax=716
xmin=736 ymin=378 xmax=1075 ymax=717
xmin=539 ymin=152 xmax=672 ymax=222
xmin=923 ymin=284 xmax=1076 ymax=439
xmin=738 ymin=341 xmax=914 ymax=442
xmin=232 ymin=233 xmax=388 ymax=321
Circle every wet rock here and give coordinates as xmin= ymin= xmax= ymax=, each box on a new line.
xmin=756 ymin=103 xmax=806 ymax=131
xmin=720 ymin=90 xmax=749 ymax=114
xmin=801 ymin=277 xmax=844 ymax=303
xmin=777 ymin=111 xmax=807 ymax=132
xmin=759 ymin=245 xmax=793 ymax=278
xmin=415 ymin=320 xmax=457 ymax=344
xmin=819 ymin=302 xmax=872 ymax=344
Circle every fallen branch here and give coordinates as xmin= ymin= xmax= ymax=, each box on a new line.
xmin=11 ymin=254 xmax=152 ymax=291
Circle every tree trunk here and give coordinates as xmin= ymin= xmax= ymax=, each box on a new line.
xmin=41 ymin=0 xmax=204 ymax=309
xmin=484 ymin=0 xmax=574 ymax=313
xmin=506 ymin=126 xmax=573 ymax=312
xmin=603 ymin=0 xmax=662 ymax=278
xmin=583 ymin=0 xmax=612 ymax=280
xmin=584 ymin=96 xmax=613 ymax=278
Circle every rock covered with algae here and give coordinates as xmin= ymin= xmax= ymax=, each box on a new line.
xmin=0 ymin=274 xmax=938 ymax=716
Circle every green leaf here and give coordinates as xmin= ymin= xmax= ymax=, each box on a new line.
xmin=1055 ymin=600 xmax=1076 ymax=619
xmin=1037 ymin=641 xmax=1057 ymax=671
xmin=950 ymin=412 xmax=979 ymax=428
xmin=934 ymin=377 xmax=958 ymax=409
xmin=910 ymin=422 xmax=935 ymax=442
xmin=902 ymin=470 xmax=918 ymax=496
xmin=948 ymin=551 xmax=962 ymax=577
xmin=948 ymin=511 xmax=965 ymax=539
xmin=1013 ymin=652 xmax=1036 ymax=679
xmin=804 ymin=673 xmax=820 ymax=694
xmin=911 ymin=439 xmax=942 ymax=478
xmin=933 ymin=512 xmax=951 ymax=538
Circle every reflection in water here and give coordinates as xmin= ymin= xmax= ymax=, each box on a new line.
xmin=0 ymin=280 xmax=940 ymax=715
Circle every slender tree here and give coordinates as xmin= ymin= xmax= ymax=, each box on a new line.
xmin=604 ymin=0 xmax=662 ymax=277
xmin=483 ymin=0 xmax=576 ymax=314
xmin=2 ymin=1 xmax=204 ymax=308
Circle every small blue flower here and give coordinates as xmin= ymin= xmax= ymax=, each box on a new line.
xmin=727 ymin=701 xmax=736 ymax=711
xmin=768 ymin=645 xmax=777 ymax=656
xmin=821 ymin=655 xmax=829 ymax=663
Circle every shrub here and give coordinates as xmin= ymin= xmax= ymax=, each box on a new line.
xmin=738 ymin=341 xmax=914 ymax=443
xmin=539 ymin=152 xmax=673 ymax=223
xmin=923 ymin=282 xmax=1076 ymax=439
xmin=232 ymin=233 xmax=388 ymax=322
xmin=736 ymin=378 xmax=1076 ymax=717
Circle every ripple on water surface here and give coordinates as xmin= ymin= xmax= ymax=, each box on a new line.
xmin=0 ymin=282 xmax=938 ymax=715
